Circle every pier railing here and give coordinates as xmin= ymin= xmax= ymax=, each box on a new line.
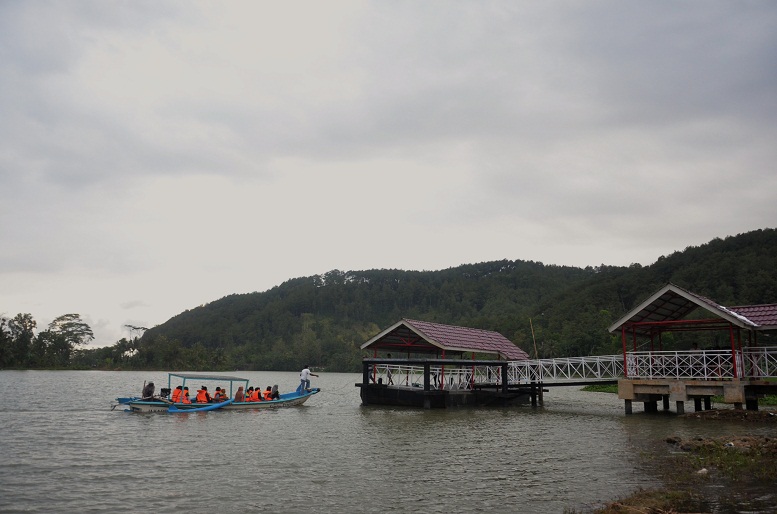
xmin=366 ymin=347 xmax=777 ymax=388
xmin=509 ymin=355 xmax=623 ymax=384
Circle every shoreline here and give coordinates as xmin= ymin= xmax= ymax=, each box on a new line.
xmin=591 ymin=408 xmax=777 ymax=513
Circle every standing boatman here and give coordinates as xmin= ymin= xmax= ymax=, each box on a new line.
xmin=299 ymin=365 xmax=319 ymax=393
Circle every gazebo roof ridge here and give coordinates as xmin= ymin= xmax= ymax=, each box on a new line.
xmin=608 ymin=283 xmax=772 ymax=336
xmin=361 ymin=318 xmax=529 ymax=361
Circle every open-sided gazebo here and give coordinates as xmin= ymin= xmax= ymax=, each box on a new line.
xmin=608 ymin=283 xmax=777 ymax=412
xmin=608 ymin=283 xmax=777 ymax=355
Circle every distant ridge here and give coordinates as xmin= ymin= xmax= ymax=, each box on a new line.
xmin=125 ymin=228 xmax=777 ymax=371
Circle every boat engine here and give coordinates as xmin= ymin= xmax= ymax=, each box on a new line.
xmin=160 ymin=388 xmax=171 ymax=399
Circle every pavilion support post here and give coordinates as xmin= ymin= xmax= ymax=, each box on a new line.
xmin=423 ymin=363 xmax=430 ymax=392
xmin=363 ymin=361 xmax=370 ymax=387
xmin=693 ymin=398 xmax=702 ymax=412
xmin=501 ymin=363 xmax=508 ymax=394
xmin=621 ymin=327 xmax=628 ymax=378
xmin=662 ymin=395 xmax=670 ymax=411
xmin=676 ymin=401 xmax=685 ymax=415
xmin=729 ymin=324 xmax=738 ymax=379
xmin=704 ymin=397 xmax=711 ymax=410
xmin=624 ymin=400 xmax=633 ymax=415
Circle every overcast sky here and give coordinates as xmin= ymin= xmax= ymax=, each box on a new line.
xmin=1 ymin=1 xmax=775 ymax=347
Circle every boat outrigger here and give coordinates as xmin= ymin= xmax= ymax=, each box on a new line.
xmin=115 ymin=373 xmax=320 ymax=413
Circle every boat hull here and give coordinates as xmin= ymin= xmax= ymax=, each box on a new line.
xmin=123 ymin=389 xmax=319 ymax=413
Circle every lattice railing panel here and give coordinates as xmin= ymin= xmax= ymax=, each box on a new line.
xmin=741 ymin=347 xmax=777 ymax=379
xmin=369 ymin=348 xmax=777 ymax=388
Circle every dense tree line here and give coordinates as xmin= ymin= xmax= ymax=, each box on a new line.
xmin=0 ymin=313 xmax=94 ymax=368
xmin=3 ymin=229 xmax=776 ymax=371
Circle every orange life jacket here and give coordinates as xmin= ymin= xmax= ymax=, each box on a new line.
xmin=196 ymin=389 xmax=209 ymax=403
xmin=171 ymin=388 xmax=183 ymax=403
xmin=249 ymin=389 xmax=261 ymax=402
xmin=182 ymin=393 xmax=191 ymax=404
xmin=213 ymin=391 xmax=225 ymax=401
xmin=263 ymin=389 xmax=272 ymax=401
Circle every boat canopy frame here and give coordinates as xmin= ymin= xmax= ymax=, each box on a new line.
xmin=166 ymin=373 xmax=249 ymax=399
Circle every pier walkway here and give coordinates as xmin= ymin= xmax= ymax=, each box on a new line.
xmin=365 ymin=347 xmax=777 ymax=411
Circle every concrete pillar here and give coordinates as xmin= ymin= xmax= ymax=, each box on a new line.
xmin=675 ymin=401 xmax=685 ymax=415
xmin=624 ymin=399 xmax=633 ymax=415
xmin=662 ymin=395 xmax=670 ymax=411
xmin=704 ymin=397 xmax=711 ymax=410
xmin=693 ymin=398 xmax=702 ymax=411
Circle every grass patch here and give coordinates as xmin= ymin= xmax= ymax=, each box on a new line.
xmin=590 ymin=488 xmax=708 ymax=513
xmin=581 ymin=384 xmax=618 ymax=393
xmin=682 ymin=437 xmax=777 ymax=481
xmin=588 ymin=434 xmax=777 ymax=513
xmin=711 ymin=394 xmax=777 ymax=406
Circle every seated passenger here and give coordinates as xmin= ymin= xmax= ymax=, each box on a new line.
xmin=234 ymin=386 xmax=245 ymax=402
xmin=249 ymin=387 xmax=262 ymax=402
xmin=142 ymin=381 xmax=155 ymax=399
xmin=195 ymin=385 xmax=211 ymax=403
xmin=263 ymin=386 xmax=273 ymax=401
xmin=182 ymin=387 xmax=192 ymax=404
xmin=171 ymin=386 xmax=183 ymax=403
xmin=270 ymin=385 xmax=280 ymax=400
xmin=213 ymin=387 xmax=227 ymax=402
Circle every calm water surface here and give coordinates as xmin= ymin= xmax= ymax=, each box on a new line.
xmin=1 ymin=371 xmax=774 ymax=513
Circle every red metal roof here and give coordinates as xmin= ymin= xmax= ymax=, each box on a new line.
xmin=361 ymin=319 xmax=529 ymax=361
xmin=730 ymin=304 xmax=777 ymax=329
xmin=608 ymin=283 xmax=776 ymax=335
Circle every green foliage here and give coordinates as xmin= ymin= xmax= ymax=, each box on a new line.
xmin=5 ymin=228 xmax=777 ymax=371
xmin=581 ymin=384 xmax=618 ymax=393
xmin=119 ymin=228 xmax=777 ymax=371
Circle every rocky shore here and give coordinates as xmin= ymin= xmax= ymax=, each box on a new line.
xmin=590 ymin=409 xmax=777 ymax=513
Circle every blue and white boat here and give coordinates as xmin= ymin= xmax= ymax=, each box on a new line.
xmin=116 ymin=372 xmax=320 ymax=413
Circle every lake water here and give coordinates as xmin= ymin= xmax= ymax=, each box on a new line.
xmin=1 ymin=370 xmax=774 ymax=513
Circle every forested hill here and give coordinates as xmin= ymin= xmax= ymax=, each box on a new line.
xmin=126 ymin=228 xmax=777 ymax=372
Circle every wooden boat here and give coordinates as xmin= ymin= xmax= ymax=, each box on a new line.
xmin=116 ymin=372 xmax=320 ymax=413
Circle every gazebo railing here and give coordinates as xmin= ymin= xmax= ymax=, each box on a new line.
xmin=625 ymin=350 xmax=738 ymax=379
xmin=741 ymin=346 xmax=777 ymax=379
xmin=368 ymin=364 xmax=476 ymax=390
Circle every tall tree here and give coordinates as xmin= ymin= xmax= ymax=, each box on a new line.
xmin=43 ymin=314 xmax=94 ymax=365
xmin=0 ymin=316 xmax=12 ymax=367
xmin=8 ymin=313 xmax=36 ymax=367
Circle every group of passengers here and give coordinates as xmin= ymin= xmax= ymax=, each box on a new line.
xmin=168 ymin=384 xmax=280 ymax=404
xmin=236 ymin=385 xmax=280 ymax=402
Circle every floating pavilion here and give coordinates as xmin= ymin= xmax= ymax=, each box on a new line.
xmin=356 ymin=319 xmax=532 ymax=408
